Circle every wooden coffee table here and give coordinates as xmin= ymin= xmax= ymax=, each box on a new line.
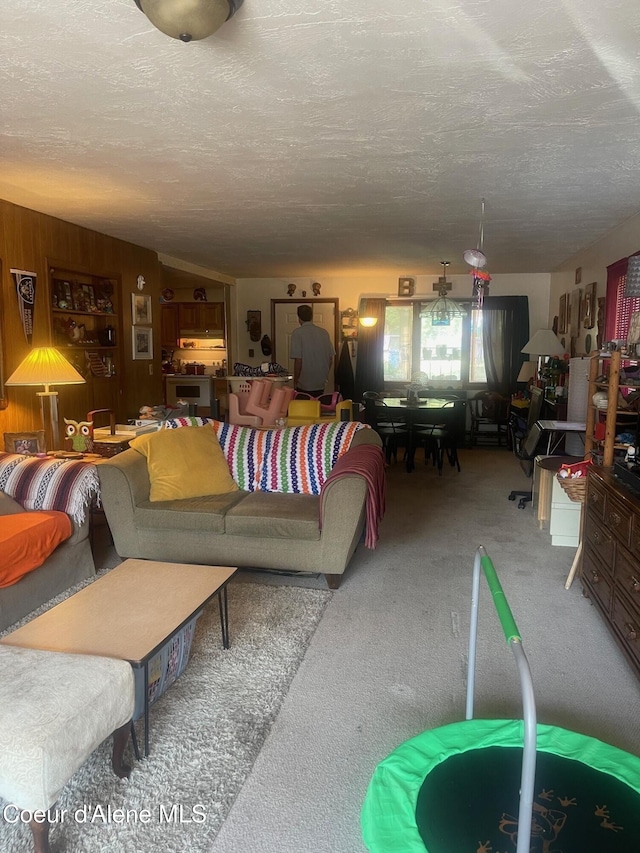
xmin=0 ymin=558 xmax=237 ymax=756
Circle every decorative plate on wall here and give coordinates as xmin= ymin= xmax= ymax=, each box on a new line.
xmin=161 ymin=288 xmax=174 ymax=302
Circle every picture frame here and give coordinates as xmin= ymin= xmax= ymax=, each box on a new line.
xmin=582 ymin=282 xmax=596 ymax=329
xmin=132 ymin=326 xmax=153 ymax=360
xmin=569 ymin=288 xmax=581 ymax=337
xmin=132 ymin=293 xmax=152 ymax=326
xmin=558 ymin=294 xmax=567 ymax=334
xmin=4 ymin=430 xmax=46 ymax=454
xmin=575 ymin=266 xmax=582 ymax=285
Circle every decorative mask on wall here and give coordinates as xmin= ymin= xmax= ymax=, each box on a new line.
xmin=287 ymin=283 xmax=296 ymax=297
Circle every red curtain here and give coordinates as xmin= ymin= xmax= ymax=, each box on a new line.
xmin=605 ymin=253 xmax=640 ymax=342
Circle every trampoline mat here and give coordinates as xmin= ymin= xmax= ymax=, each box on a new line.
xmin=416 ymin=745 xmax=640 ymax=852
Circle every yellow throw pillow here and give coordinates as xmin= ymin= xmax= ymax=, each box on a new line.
xmin=129 ymin=427 xmax=239 ymax=502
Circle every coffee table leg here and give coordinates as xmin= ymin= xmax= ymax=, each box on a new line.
xmin=144 ymin=660 xmax=150 ymax=758
xmin=218 ymin=587 xmax=230 ymax=649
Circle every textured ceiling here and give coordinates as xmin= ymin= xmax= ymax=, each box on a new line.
xmin=2 ymin=0 xmax=640 ymax=278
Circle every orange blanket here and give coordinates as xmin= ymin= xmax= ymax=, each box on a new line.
xmin=0 ymin=511 xmax=72 ymax=588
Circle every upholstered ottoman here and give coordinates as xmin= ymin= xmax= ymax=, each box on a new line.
xmin=0 ymin=645 xmax=135 ymax=853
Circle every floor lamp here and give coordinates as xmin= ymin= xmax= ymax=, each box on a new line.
xmin=5 ymin=348 xmax=86 ymax=450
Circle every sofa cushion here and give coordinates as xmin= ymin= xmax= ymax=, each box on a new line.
xmin=134 ymin=491 xmax=247 ymax=533
xmin=0 ymin=492 xmax=24 ymax=515
xmin=0 ymin=511 xmax=73 ymax=588
xmin=258 ymin=421 xmax=365 ymax=495
xmin=225 ymin=492 xmax=321 ymax=540
xmin=129 ymin=427 xmax=239 ymax=502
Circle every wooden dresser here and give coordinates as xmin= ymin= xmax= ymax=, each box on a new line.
xmin=582 ymin=467 xmax=640 ymax=679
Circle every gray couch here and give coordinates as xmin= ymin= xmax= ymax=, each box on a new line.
xmin=0 ymin=493 xmax=95 ymax=632
xmin=97 ymin=427 xmax=383 ymax=588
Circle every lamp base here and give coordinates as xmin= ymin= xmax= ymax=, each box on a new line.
xmin=37 ymin=390 xmax=60 ymax=451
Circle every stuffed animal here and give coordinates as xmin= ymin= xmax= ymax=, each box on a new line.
xmin=64 ymin=418 xmax=93 ymax=452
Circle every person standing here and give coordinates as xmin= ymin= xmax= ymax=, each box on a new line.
xmin=289 ymin=304 xmax=335 ymax=396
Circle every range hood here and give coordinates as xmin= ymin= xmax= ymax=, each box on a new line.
xmin=178 ymin=337 xmax=226 ymax=351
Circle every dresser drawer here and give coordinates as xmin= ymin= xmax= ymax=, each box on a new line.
xmin=614 ymin=543 xmax=640 ymax=607
xmin=586 ymin=474 xmax=607 ymax=520
xmin=611 ymin=590 xmax=640 ymax=671
xmin=584 ymin=512 xmax=615 ymax=569
xmin=582 ymin=551 xmax=613 ymax=615
xmin=604 ymin=495 xmax=633 ymax=548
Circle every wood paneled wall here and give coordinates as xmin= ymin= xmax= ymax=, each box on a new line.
xmin=0 ymin=199 xmax=163 ymax=442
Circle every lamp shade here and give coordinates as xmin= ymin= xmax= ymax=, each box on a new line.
xmin=359 ymin=316 xmax=378 ymax=328
xmin=134 ymin=0 xmax=244 ymax=42
xmin=521 ymin=330 xmax=566 ymax=356
xmin=6 ymin=348 xmax=85 ymax=389
xmin=517 ymin=362 xmax=537 ymax=383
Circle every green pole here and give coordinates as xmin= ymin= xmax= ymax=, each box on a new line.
xmin=480 ymin=553 xmax=521 ymax=644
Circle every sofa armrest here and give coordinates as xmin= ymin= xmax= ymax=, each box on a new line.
xmin=96 ymin=449 xmax=150 ymax=556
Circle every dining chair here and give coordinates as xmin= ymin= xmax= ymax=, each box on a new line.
xmin=362 ymin=392 xmax=409 ymax=464
xmin=469 ymin=391 xmax=510 ymax=447
xmin=412 ymin=398 xmax=466 ymax=475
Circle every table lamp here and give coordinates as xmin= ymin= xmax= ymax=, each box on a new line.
xmin=5 ymin=348 xmax=86 ymax=450
xmin=521 ymin=330 xmax=566 ymax=380
xmin=517 ymin=361 xmax=536 ymax=385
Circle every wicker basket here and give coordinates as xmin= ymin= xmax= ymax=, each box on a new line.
xmin=557 ymin=475 xmax=587 ymax=503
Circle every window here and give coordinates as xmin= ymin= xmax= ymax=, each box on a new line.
xmin=606 ymin=254 xmax=640 ymax=342
xmin=383 ymin=301 xmax=487 ymax=386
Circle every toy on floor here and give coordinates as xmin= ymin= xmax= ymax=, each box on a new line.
xmin=361 ymin=546 xmax=640 ymax=853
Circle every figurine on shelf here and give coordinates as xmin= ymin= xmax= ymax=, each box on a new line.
xmin=66 ymin=318 xmax=85 ymax=343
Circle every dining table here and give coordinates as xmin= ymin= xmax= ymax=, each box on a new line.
xmin=382 ymin=397 xmax=456 ymax=472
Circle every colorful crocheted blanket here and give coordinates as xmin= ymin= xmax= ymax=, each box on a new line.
xmin=0 ymin=453 xmax=100 ymax=524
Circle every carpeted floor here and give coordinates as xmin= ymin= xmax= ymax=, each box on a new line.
xmin=0 ymin=580 xmax=331 ymax=852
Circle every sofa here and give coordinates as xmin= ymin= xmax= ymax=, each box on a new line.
xmin=0 ymin=454 xmax=99 ymax=632
xmin=97 ymin=420 xmax=384 ymax=589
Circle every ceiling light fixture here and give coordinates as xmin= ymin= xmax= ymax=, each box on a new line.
xmin=421 ymin=261 xmax=467 ymax=327
xmin=134 ymin=0 xmax=244 ymax=42
xmin=463 ymin=198 xmax=491 ymax=308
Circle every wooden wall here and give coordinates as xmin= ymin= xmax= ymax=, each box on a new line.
xmin=0 ymin=199 xmax=163 ymax=444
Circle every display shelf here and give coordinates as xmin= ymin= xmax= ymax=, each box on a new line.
xmin=49 ymin=263 xmax=123 ymax=417
xmin=585 ymin=350 xmax=639 ymax=468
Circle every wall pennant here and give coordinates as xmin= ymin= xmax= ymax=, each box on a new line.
xmin=11 ymin=268 xmax=37 ymax=344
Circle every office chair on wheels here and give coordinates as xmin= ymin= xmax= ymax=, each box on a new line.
xmin=507 ymin=387 xmax=545 ymax=509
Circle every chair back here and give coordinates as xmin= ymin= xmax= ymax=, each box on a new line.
xmin=287 ymin=399 xmax=321 ymax=425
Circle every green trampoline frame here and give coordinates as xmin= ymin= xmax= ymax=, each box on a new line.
xmin=361 ymin=546 xmax=640 ymax=853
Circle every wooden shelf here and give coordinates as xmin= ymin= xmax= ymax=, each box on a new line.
xmin=585 ymin=350 xmax=639 ymax=468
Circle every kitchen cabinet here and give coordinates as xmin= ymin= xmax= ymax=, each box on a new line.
xmin=584 ymin=350 xmax=638 ymax=468
xmin=50 ymin=263 xmax=123 ymax=416
xmin=582 ymin=467 xmax=640 ymax=681
xmin=178 ymin=302 xmax=224 ymax=335
xmin=161 ymin=303 xmax=179 ymax=348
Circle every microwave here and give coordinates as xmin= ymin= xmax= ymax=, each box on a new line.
xmin=165 ymin=376 xmax=216 ymax=415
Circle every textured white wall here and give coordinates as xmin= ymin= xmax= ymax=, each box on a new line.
xmin=233 ymin=273 xmax=551 ymax=368
xmin=549 ymin=212 xmax=640 ymax=355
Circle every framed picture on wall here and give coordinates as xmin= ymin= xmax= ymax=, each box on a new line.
xmin=132 ymin=293 xmax=152 ymax=326
xmin=569 ymin=288 xmax=581 ymax=337
xmin=582 ymin=282 xmax=596 ymax=329
xmin=558 ymin=294 xmax=568 ymax=334
xmin=132 ymin=326 xmax=153 ymax=360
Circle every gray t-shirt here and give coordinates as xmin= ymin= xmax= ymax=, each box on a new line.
xmin=289 ymin=322 xmax=335 ymax=391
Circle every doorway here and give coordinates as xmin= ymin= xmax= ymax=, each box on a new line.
xmin=272 ymin=299 xmax=339 ymax=393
